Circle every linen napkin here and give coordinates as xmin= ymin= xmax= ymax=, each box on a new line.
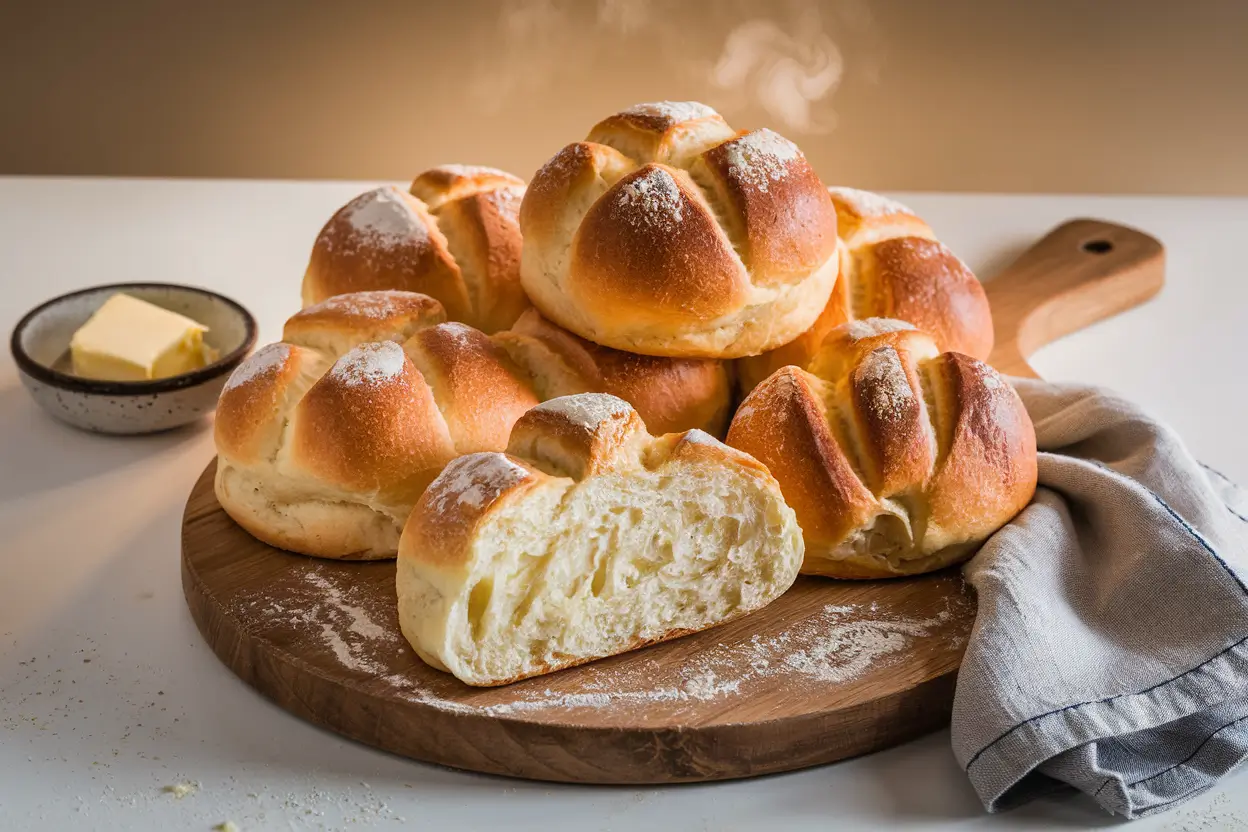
xmin=951 ymin=377 xmax=1248 ymax=819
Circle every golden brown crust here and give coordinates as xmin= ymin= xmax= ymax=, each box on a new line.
xmin=518 ymin=142 xmax=634 ymax=248
xmin=589 ymin=348 xmax=733 ymax=438
xmin=302 ymin=167 xmax=533 ymax=334
xmin=519 ymin=102 xmax=839 ymax=358
xmin=847 ymin=345 xmax=934 ymax=495
xmin=290 ymin=341 xmax=456 ymax=505
xmin=696 ymin=129 xmax=839 ymax=289
xmin=725 ymin=320 xmax=1037 ymax=579
xmin=568 ymin=164 xmax=746 ymax=325
xmin=403 ymin=452 xmax=545 ymax=570
xmin=501 ymin=308 xmax=606 ymax=382
xmin=739 ymin=186 xmax=995 ymax=393
xmin=215 ymin=286 xmax=736 ymax=560
xmin=735 ymin=240 xmax=852 ymax=392
xmin=506 ymin=394 xmax=647 ymax=479
xmin=828 ymin=186 xmax=935 ymax=247
xmin=403 ymin=323 xmax=540 ymax=454
xmin=214 ymin=343 xmax=325 ymax=466
xmin=431 ymin=185 xmax=527 ymax=334
xmin=586 ymin=101 xmax=733 ymax=165
xmin=212 ymin=294 xmax=547 ymax=560
xmin=807 ymin=318 xmax=937 ymax=382
xmin=409 ymin=165 xmax=524 ymax=210
xmin=302 ymin=186 xmax=468 ymax=319
xmin=499 ymin=309 xmax=733 ymax=437
xmin=727 ymin=367 xmax=876 ymax=551
xmin=659 ymin=428 xmax=776 ymax=479
xmin=283 ymin=290 xmax=447 ymax=355
xmin=926 ymin=352 xmax=1037 ymax=543
xmin=863 ymin=237 xmax=995 ymax=361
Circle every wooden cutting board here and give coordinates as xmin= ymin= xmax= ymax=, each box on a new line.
xmin=181 ymin=218 xmax=1164 ymax=784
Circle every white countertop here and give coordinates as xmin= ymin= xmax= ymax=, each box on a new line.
xmin=1 ymin=177 xmax=1246 ymax=831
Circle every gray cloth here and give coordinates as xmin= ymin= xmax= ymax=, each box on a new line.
xmin=951 ymin=377 xmax=1248 ymax=819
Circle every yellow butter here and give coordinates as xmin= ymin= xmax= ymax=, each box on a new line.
xmin=70 ymin=293 xmax=219 ymax=381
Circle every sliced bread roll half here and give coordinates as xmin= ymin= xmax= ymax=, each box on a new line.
xmin=396 ymin=393 xmax=804 ymax=686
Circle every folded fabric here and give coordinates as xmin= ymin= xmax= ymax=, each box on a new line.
xmin=951 ymin=377 xmax=1248 ymax=819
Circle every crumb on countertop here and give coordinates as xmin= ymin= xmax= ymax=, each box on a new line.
xmin=162 ymin=781 xmax=198 ymax=799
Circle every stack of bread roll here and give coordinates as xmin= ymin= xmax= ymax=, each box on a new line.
xmin=215 ymin=101 xmax=1037 ymax=687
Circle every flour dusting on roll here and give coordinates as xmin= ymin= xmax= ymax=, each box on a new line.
xmin=396 ymin=394 xmax=804 ymax=686
xmin=519 ymin=101 xmax=839 ymax=359
xmin=738 ymin=186 xmax=994 ymax=393
xmin=214 ymin=293 xmax=740 ymax=560
xmin=213 ymin=291 xmax=538 ymax=560
xmin=302 ymin=165 xmax=531 ymax=334
xmin=728 ymin=318 xmax=1036 ymax=579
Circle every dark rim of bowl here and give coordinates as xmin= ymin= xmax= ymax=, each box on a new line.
xmin=9 ymin=282 xmax=259 ymax=396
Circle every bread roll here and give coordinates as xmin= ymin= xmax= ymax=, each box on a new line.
xmin=736 ymin=187 xmax=994 ymax=392
xmin=727 ymin=319 xmax=1036 ymax=579
xmin=396 ymin=394 xmax=804 ymax=686
xmin=519 ymin=101 xmax=839 ymax=359
xmin=493 ymin=308 xmax=734 ymax=436
xmin=302 ymin=165 xmax=530 ymax=333
xmin=214 ymin=292 xmax=737 ymax=558
xmin=214 ymin=291 xmax=539 ymax=559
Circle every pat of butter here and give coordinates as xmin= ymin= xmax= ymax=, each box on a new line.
xmin=70 ymin=293 xmax=219 ymax=381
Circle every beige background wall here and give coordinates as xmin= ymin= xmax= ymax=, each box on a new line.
xmin=3 ymin=0 xmax=1246 ymax=194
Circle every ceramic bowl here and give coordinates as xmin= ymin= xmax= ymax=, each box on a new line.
xmin=10 ymin=282 xmax=257 ymax=435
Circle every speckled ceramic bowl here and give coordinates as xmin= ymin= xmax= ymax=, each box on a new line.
xmin=10 ymin=283 xmax=257 ymax=434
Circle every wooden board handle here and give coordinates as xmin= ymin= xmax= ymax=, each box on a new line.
xmin=984 ymin=218 xmax=1165 ymax=378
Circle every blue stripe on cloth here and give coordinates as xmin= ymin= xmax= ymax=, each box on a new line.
xmin=1151 ymin=495 xmax=1248 ymax=594
xmin=1127 ymin=714 xmax=1248 ymax=787
xmin=1199 ymin=461 xmax=1243 ymax=489
xmin=1083 ymin=458 xmax=1247 ymax=594
xmin=964 ymin=456 xmax=1248 ymax=772
xmin=963 ymin=633 xmax=1248 ymax=772
xmin=1198 ymin=461 xmax=1248 ymax=525
xmin=1091 ymin=713 xmax=1248 ymax=798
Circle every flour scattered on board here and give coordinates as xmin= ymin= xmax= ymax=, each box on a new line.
xmin=381 ymin=600 xmax=961 ymax=716
xmin=232 ymin=564 xmax=968 ymax=718
xmin=229 ymin=566 xmax=400 ymax=676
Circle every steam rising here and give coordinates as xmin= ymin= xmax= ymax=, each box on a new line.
xmin=712 ymin=17 xmax=843 ymax=132
xmin=470 ymin=0 xmax=877 ymax=136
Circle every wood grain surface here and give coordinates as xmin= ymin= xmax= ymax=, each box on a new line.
xmin=985 ymin=218 xmax=1165 ymax=378
xmin=181 ymin=218 xmax=1165 ymax=783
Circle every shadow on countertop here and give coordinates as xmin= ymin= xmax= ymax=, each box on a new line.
xmin=0 ymin=377 xmax=211 ymax=503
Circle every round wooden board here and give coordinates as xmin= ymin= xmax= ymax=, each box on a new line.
xmin=183 ymin=459 xmax=973 ymax=783
xmin=181 ymin=219 xmax=1166 ymax=783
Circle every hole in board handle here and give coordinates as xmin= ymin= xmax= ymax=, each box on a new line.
xmin=1081 ymin=239 xmax=1113 ymax=254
